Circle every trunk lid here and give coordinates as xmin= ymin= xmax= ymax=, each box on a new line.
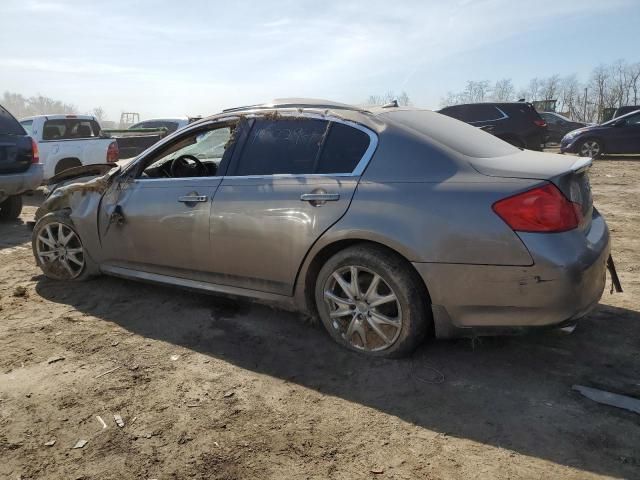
xmin=470 ymin=150 xmax=594 ymax=229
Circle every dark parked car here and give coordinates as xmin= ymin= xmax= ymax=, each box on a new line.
xmin=539 ymin=112 xmax=586 ymax=143
xmin=560 ymin=109 xmax=640 ymax=157
xmin=613 ymin=105 xmax=640 ymax=119
xmin=31 ymin=98 xmax=612 ymax=358
xmin=438 ymin=102 xmax=547 ymax=150
xmin=0 ymin=104 xmax=42 ymax=219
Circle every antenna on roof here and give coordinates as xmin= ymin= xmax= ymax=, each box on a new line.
xmin=382 ymin=99 xmax=399 ymax=108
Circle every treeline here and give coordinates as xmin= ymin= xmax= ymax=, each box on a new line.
xmin=2 ymin=91 xmax=105 ymax=121
xmin=441 ymin=59 xmax=640 ymax=123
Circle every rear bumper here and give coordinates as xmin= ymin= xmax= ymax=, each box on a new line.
xmin=414 ymin=210 xmax=610 ymax=336
xmin=0 ymin=164 xmax=43 ymax=202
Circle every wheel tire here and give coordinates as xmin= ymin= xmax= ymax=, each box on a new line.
xmin=314 ymin=244 xmax=431 ymax=358
xmin=54 ymin=158 xmax=82 ymax=175
xmin=32 ymin=212 xmax=96 ymax=281
xmin=578 ymin=139 xmax=603 ymax=158
xmin=0 ymin=195 xmax=23 ymax=220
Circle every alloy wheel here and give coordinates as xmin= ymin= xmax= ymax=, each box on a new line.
xmin=323 ymin=265 xmax=403 ymax=351
xmin=35 ymin=222 xmax=85 ymax=279
xmin=580 ymin=140 xmax=601 ymax=157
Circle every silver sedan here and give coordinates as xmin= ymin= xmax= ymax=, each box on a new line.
xmin=32 ymin=98 xmax=613 ymax=357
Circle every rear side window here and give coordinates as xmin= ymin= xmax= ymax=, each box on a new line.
xmin=43 ymin=119 xmax=101 ymax=140
xmin=234 ymin=118 xmax=327 ymax=176
xmin=316 ymin=123 xmax=370 ymax=174
xmin=0 ymin=105 xmax=26 ymax=135
xmin=20 ymin=120 xmax=33 ymax=135
xmin=462 ymin=103 xmax=504 ymax=123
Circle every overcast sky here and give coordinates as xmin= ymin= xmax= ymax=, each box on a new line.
xmin=1 ymin=0 xmax=639 ymax=120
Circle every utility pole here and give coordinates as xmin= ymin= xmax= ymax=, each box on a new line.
xmin=583 ymin=87 xmax=588 ymax=122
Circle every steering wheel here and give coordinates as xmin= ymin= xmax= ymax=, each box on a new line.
xmin=170 ymin=154 xmax=206 ymax=177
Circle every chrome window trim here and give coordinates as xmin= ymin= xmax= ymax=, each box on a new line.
xmin=467 ymin=107 xmax=509 ymax=124
xmin=129 ymin=111 xmax=379 ymax=182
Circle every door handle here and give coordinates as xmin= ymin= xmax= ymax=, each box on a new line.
xmin=178 ymin=195 xmax=208 ymax=203
xmin=300 ymin=193 xmax=340 ymax=203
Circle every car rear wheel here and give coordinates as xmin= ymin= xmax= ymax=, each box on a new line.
xmin=578 ymin=139 xmax=602 ymax=158
xmin=0 ymin=195 xmax=23 ymax=220
xmin=32 ymin=213 xmax=93 ymax=281
xmin=315 ymin=244 xmax=430 ymax=357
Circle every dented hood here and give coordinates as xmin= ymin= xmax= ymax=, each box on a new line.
xmin=47 ymin=163 xmax=119 ymax=186
xmin=469 ymin=149 xmax=591 ymax=180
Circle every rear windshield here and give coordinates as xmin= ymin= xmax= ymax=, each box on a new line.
xmin=43 ymin=119 xmax=101 ymax=140
xmin=382 ymin=110 xmax=519 ymax=158
xmin=0 ymin=105 xmax=26 ymax=135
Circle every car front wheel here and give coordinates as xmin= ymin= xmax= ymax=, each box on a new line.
xmin=578 ymin=139 xmax=603 ymax=158
xmin=32 ymin=213 xmax=94 ymax=281
xmin=315 ymin=244 xmax=431 ymax=357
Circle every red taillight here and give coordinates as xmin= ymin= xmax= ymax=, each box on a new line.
xmin=492 ymin=183 xmax=583 ymax=233
xmin=31 ymin=137 xmax=40 ymax=164
xmin=534 ymin=119 xmax=547 ymax=127
xmin=106 ymin=140 xmax=119 ymax=163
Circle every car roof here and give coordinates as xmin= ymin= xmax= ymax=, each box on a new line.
xmin=222 ymin=98 xmax=370 ymax=114
xmin=20 ymin=114 xmax=96 ymax=121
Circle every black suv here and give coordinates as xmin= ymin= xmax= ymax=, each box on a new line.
xmin=0 ymin=104 xmax=42 ymax=220
xmin=438 ymin=102 xmax=547 ymax=150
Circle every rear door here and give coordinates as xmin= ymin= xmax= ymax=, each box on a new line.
xmin=209 ymin=114 xmax=376 ymax=295
xmin=0 ymin=105 xmax=31 ymax=174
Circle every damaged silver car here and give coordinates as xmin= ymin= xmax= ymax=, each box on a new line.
xmin=32 ymin=99 xmax=617 ymax=357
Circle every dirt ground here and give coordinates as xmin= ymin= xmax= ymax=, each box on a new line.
xmin=1 ymin=158 xmax=639 ymax=480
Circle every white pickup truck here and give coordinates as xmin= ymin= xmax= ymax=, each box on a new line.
xmin=19 ymin=114 xmax=119 ymax=180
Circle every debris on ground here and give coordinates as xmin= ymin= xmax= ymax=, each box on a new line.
xmin=94 ymin=366 xmax=121 ymax=378
xmin=170 ymin=354 xmax=180 ymax=361
xmin=47 ymin=355 xmax=65 ymax=364
xmin=114 ymin=414 xmax=125 ymax=427
xmin=12 ymin=285 xmax=28 ymax=297
xmin=72 ymin=439 xmax=88 ymax=449
xmin=44 ymin=439 xmax=56 ymax=447
xmin=573 ymin=385 xmax=640 ymax=414
xmin=96 ymin=416 xmax=107 ymax=429
xmin=370 ymin=467 xmax=385 ymax=474
xmin=223 ymin=391 xmax=235 ymax=398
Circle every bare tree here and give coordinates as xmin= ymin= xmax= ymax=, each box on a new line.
xmin=492 ymin=79 xmax=515 ymax=102
xmin=540 ymin=75 xmax=561 ymax=101
xmin=92 ymin=107 xmax=106 ymax=121
xmin=2 ymin=91 xmax=76 ymax=119
xmin=630 ymin=62 xmax=640 ymax=105
xmin=366 ymin=91 xmax=411 ymax=106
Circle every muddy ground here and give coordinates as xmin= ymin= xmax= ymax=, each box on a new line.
xmin=1 ymin=158 xmax=639 ymax=480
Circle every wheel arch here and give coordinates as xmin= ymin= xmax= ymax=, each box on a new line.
xmin=294 ymin=234 xmax=432 ymax=326
xmin=54 ymin=157 xmax=82 ymax=175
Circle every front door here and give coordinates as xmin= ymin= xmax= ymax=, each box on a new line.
xmin=610 ymin=112 xmax=640 ymax=153
xmin=208 ymin=115 xmax=376 ymax=295
xmin=97 ymin=121 xmax=237 ymax=278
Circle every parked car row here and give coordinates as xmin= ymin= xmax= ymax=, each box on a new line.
xmin=437 ymin=102 xmax=547 ymax=150
xmin=30 ymin=98 xmax=617 ymax=358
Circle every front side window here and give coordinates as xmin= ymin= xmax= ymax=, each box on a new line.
xmin=140 ymin=124 xmax=235 ymax=178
